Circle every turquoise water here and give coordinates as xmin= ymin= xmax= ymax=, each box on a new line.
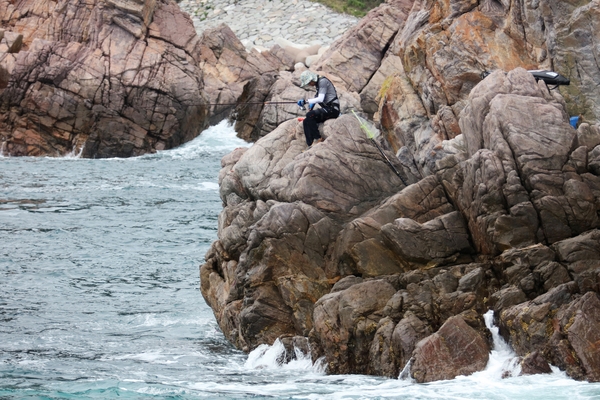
xmin=1 ymin=121 xmax=600 ymax=399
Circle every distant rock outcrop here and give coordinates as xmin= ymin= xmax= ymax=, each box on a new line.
xmin=202 ymin=0 xmax=600 ymax=383
xmin=0 ymin=0 xmax=288 ymax=157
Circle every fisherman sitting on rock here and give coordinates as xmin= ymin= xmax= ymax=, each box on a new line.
xmin=297 ymin=70 xmax=340 ymax=148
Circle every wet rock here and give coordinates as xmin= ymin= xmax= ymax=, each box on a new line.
xmin=279 ymin=335 xmax=310 ymax=364
xmin=391 ymin=313 xmax=432 ymax=374
xmin=565 ymin=292 xmax=600 ymax=382
xmin=496 ymin=282 xmax=600 ymax=381
xmin=521 ymin=351 xmax=552 ymax=375
xmin=312 ymin=279 xmax=397 ymax=374
xmin=238 ymin=282 xmax=298 ymax=350
xmin=368 ymin=317 xmax=398 ymax=377
xmin=411 ymin=315 xmax=490 ymax=383
xmin=368 ymin=310 xmax=434 ymax=378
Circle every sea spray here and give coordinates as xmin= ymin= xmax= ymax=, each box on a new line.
xmin=154 ymin=119 xmax=252 ymax=160
xmin=63 ymin=143 xmax=85 ymax=159
xmin=398 ymin=358 xmax=414 ymax=381
xmin=244 ymin=338 xmax=322 ymax=373
xmin=482 ymin=310 xmax=522 ymax=378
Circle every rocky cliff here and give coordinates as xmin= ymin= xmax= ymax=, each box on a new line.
xmin=0 ymin=0 xmax=290 ymax=157
xmin=201 ymin=0 xmax=600 ymax=383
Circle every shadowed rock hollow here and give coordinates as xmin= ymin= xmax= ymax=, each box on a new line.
xmin=202 ymin=0 xmax=600 ymax=383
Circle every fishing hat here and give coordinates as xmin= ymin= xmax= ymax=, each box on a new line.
xmin=300 ymin=70 xmax=318 ymax=88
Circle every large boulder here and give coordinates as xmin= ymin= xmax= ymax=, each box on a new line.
xmin=311 ymin=279 xmax=397 ymax=374
xmin=202 ymin=0 xmax=600 ymax=383
xmin=448 ymin=68 xmax=599 ymax=254
xmin=327 ymin=175 xmax=454 ymax=278
xmin=499 ymin=288 xmax=600 ymax=382
xmin=411 ymin=315 xmax=490 ymax=383
xmin=201 ymin=114 xmax=414 ymax=351
xmin=313 ymin=0 xmax=414 ymax=94
xmin=0 ymin=0 xmax=287 ymax=157
xmin=0 ymin=0 xmax=209 ymax=157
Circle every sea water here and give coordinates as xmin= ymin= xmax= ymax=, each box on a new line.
xmin=1 ymin=121 xmax=599 ymax=399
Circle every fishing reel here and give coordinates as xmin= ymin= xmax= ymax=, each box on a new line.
xmin=297 ymin=100 xmax=315 ymax=111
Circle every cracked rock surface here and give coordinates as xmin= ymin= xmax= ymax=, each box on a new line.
xmin=201 ymin=0 xmax=600 ymax=383
xmin=0 ymin=0 xmax=288 ymax=157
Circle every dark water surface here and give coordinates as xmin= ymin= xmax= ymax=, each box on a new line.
xmin=1 ymin=122 xmax=599 ymax=399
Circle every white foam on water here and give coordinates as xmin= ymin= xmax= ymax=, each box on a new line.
xmin=156 ymin=120 xmax=252 ymax=160
xmin=224 ymin=313 xmax=600 ymax=399
xmin=161 ymin=182 xmax=219 ymax=192
xmin=135 ymin=386 xmax=187 ymax=396
xmin=476 ymin=309 xmax=522 ymax=379
xmin=244 ymin=339 xmax=318 ymax=372
xmin=197 ymin=181 xmax=219 ymax=191
xmin=30 ymin=119 xmax=250 ymax=162
xmin=138 ymin=313 xmax=214 ymax=328
xmin=398 ymin=357 xmax=414 ymax=382
xmin=223 ymin=311 xmax=599 ymax=399
xmin=415 ymin=310 xmax=589 ymax=400
xmin=110 ymin=350 xmax=178 ymax=364
xmin=63 ymin=143 xmax=85 ymax=159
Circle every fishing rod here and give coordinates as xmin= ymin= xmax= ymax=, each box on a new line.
xmin=200 ymin=101 xmax=300 ymax=107
xmin=351 ymin=110 xmax=407 ymax=186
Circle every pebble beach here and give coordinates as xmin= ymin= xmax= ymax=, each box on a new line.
xmin=177 ymin=0 xmax=359 ymax=50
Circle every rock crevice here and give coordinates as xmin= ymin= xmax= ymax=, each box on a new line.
xmin=202 ymin=0 xmax=600 ymax=383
